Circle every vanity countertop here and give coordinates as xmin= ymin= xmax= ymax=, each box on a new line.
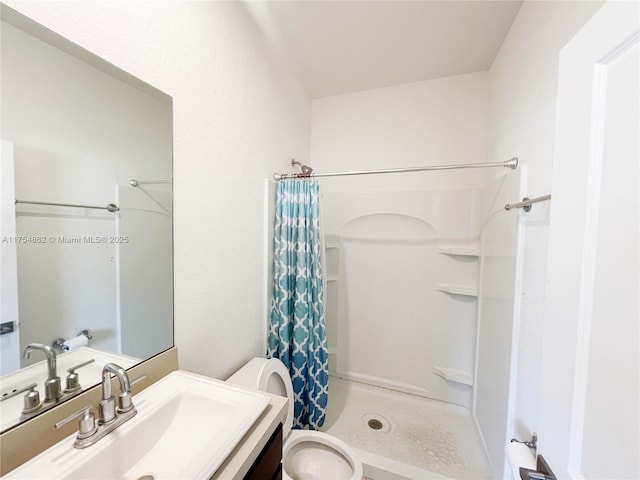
xmin=211 ymin=387 xmax=287 ymax=479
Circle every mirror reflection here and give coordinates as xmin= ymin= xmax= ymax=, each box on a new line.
xmin=0 ymin=8 xmax=173 ymax=432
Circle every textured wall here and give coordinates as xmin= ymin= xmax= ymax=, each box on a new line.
xmin=4 ymin=1 xmax=311 ymax=379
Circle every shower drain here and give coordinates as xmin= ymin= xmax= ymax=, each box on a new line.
xmin=367 ymin=419 xmax=383 ymax=430
xmin=362 ymin=413 xmax=391 ymax=433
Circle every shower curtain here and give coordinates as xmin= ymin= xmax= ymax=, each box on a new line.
xmin=268 ymin=179 xmax=328 ymax=430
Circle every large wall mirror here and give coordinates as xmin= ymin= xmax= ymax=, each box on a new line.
xmin=0 ymin=5 xmax=173 ymax=432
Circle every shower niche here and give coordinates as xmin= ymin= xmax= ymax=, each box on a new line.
xmin=322 ymin=188 xmax=481 ymax=408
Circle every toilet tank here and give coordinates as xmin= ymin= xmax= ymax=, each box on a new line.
xmin=227 ymin=357 xmax=291 ymax=400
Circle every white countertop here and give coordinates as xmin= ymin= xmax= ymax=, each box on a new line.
xmin=211 ymin=387 xmax=288 ymax=479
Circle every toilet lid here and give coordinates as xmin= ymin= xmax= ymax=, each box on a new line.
xmin=260 ymin=358 xmax=295 ymax=437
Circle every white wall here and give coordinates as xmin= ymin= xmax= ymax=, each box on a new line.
xmin=4 ymin=1 xmax=311 ymax=379
xmin=311 ymin=72 xmax=489 ymax=192
xmin=484 ymin=0 xmax=603 ymax=476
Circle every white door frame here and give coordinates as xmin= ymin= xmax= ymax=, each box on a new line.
xmin=540 ymin=1 xmax=639 ymax=477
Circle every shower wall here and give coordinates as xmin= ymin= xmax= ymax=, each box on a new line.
xmin=322 ymin=188 xmax=482 ymax=408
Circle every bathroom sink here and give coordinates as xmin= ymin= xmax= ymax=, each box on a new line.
xmin=4 ymin=370 xmax=270 ymax=479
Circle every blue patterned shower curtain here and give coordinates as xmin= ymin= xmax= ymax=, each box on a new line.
xmin=268 ymin=179 xmax=328 ymax=430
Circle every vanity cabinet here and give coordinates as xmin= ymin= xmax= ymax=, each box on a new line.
xmin=244 ymin=423 xmax=283 ymax=480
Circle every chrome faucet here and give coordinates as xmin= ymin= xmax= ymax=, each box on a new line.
xmin=56 ymin=362 xmax=137 ymax=449
xmin=23 ymin=343 xmax=61 ymax=403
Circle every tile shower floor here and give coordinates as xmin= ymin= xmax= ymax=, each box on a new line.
xmin=321 ymin=376 xmax=491 ymax=479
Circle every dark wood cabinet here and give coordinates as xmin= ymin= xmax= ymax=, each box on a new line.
xmin=244 ymin=423 xmax=283 ymax=480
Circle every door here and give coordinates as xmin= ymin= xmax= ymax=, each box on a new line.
xmin=540 ymin=1 xmax=639 ymax=478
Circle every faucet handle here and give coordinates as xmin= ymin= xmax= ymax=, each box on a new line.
xmin=64 ymin=359 xmax=96 ymax=393
xmin=118 ymin=391 xmax=133 ymax=413
xmin=22 ymin=384 xmax=42 ymax=414
xmin=55 ymin=405 xmax=97 ymax=440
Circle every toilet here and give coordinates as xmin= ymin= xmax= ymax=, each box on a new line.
xmin=227 ymin=357 xmax=363 ymax=480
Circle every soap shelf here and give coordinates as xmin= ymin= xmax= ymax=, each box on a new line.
xmin=326 ymin=275 xmax=339 ymax=282
xmin=436 ymin=284 xmax=478 ymax=297
xmin=433 ymin=366 xmax=473 ymax=386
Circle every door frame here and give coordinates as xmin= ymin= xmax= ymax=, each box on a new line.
xmin=540 ymin=2 xmax=639 ymax=477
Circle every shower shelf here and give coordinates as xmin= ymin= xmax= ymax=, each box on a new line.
xmin=436 ymin=284 xmax=478 ymax=297
xmin=326 ymin=275 xmax=339 ymax=282
xmin=438 ymin=247 xmax=479 ymax=257
xmin=433 ymin=366 xmax=473 ymax=386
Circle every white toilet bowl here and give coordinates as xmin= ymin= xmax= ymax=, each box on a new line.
xmin=227 ymin=357 xmax=363 ymax=480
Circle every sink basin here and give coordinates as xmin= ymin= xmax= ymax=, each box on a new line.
xmin=4 ymin=370 xmax=270 ymax=479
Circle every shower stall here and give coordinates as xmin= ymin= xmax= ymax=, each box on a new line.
xmin=272 ymin=156 xmax=523 ymax=478
xmin=324 ymin=177 xmax=522 ymax=479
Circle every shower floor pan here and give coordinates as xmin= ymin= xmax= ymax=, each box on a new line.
xmin=321 ymin=376 xmax=490 ymax=479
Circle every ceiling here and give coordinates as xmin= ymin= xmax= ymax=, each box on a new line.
xmin=243 ymin=1 xmax=523 ymax=98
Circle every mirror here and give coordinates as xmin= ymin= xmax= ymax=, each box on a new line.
xmin=0 ymin=6 xmax=173 ymax=432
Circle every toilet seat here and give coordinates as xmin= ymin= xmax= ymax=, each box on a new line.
xmin=283 ymin=430 xmax=363 ymax=480
xmin=226 ymin=357 xmax=363 ymax=480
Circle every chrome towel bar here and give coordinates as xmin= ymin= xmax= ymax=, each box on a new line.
xmin=505 ymin=194 xmax=551 ymax=212
xmin=15 ymin=199 xmax=119 ymax=212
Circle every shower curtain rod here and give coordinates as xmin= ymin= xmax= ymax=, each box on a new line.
xmin=273 ymin=158 xmax=518 ymax=181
